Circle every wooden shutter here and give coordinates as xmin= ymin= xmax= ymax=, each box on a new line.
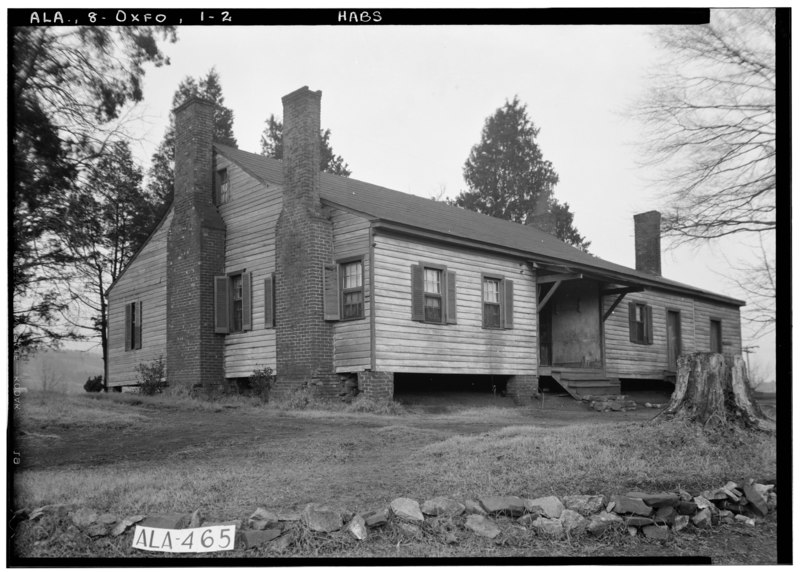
xmin=503 ymin=279 xmax=514 ymax=329
xmin=644 ymin=304 xmax=653 ymax=345
xmin=410 ymin=264 xmax=424 ymax=321
xmin=124 ymin=303 xmax=132 ymax=351
xmin=242 ymin=271 xmax=253 ymax=331
xmin=264 ymin=274 xmax=275 ymax=328
xmin=135 ymin=301 xmax=143 ymax=349
xmin=445 ymin=270 xmax=457 ymax=324
xmin=214 ymin=276 xmax=230 ymax=333
xmin=323 ymin=263 xmax=341 ymax=321
xmin=628 ymin=302 xmax=637 ymax=343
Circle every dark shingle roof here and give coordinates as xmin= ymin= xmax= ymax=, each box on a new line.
xmin=215 ymin=144 xmax=744 ymax=306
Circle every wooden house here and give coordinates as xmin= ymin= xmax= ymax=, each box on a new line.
xmin=107 ymin=87 xmax=744 ymax=401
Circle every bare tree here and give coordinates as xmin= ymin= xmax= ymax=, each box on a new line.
xmin=636 ymin=9 xmax=776 ymax=333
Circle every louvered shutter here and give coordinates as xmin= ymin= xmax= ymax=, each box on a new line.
xmin=214 ymin=276 xmax=230 ymax=333
xmin=323 ymin=263 xmax=341 ymax=321
xmin=445 ymin=270 xmax=457 ymax=324
xmin=410 ymin=264 xmax=424 ymax=321
xmin=124 ymin=303 xmax=132 ymax=351
xmin=242 ymin=271 xmax=253 ymax=331
xmin=645 ymin=304 xmax=653 ymax=345
xmin=628 ymin=302 xmax=637 ymax=343
xmin=135 ymin=301 xmax=143 ymax=349
xmin=264 ymin=274 xmax=275 ymax=328
xmin=503 ymin=279 xmax=514 ymax=329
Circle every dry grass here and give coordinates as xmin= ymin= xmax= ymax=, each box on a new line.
xmin=17 ymin=392 xmax=150 ymax=430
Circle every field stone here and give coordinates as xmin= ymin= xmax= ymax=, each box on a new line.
xmin=267 ymin=531 xmax=296 ymax=552
xmin=396 ymin=521 xmax=423 ymax=539
xmin=422 ymin=497 xmax=465 ymax=517
xmin=654 ymin=506 xmax=677 ymax=526
xmin=676 ymin=501 xmax=699 ymax=516
xmin=71 ymin=508 xmax=99 ymax=528
xmin=533 ymin=517 xmax=564 ymax=539
xmin=642 ymin=525 xmax=669 ymax=540
xmin=189 ymin=509 xmax=204 ymax=528
xmin=735 ymin=514 xmax=756 ymax=526
xmin=479 ymin=495 xmax=526 ymax=517
xmin=390 ymin=498 xmax=424 ymax=523
xmin=625 ymin=516 xmax=655 ymax=527
xmin=86 ymin=523 xmax=108 ymax=538
xmin=678 ymin=489 xmax=693 ymax=502
xmin=628 ymin=526 xmax=638 ymax=536
xmin=742 ymin=484 xmax=769 ymax=517
xmin=525 ymin=496 xmax=564 ymax=519
xmin=241 ymin=528 xmax=281 ymax=549
xmin=559 ymin=509 xmax=587 ymax=536
xmin=563 ymin=495 xmax=605 ymax=517
xmin=363 ymin=508 xmax=390 ymax=528
xmin=110 ymin=515 xmax=145 ymax=537
xmin=625 ymin=492 xmax=679 ymax=508
xmin=517 ymin=513 xmax=538 ymax=527
xmin=767 ymin=492 xmax=777 ymax=512
xmin=464 ymin=500 xmax=487 ymax=516
xmin=465 ymin=514 xmax=501 ymax=539
xmin=700 ymin=488 xmax=729 ymax=501
xmin=249 ymin=507 xmax=280 ymax=529
xmin=346 ymin=515 xmax=368 ymax=541
xmin=302 ymin=503 xmax=343 ymax=532
xmin=691 ymin=508 xmax=712 ymax=528
xmin=140 ymin=513 xmax=190 ymax=530
xmin=673 ymin=515 xmax=690 ymax=532
xmin=587 ymin=511 xmax=623 ymax=536
xmin=611 ymin=496 xmax=652 ymax=517
xmin=277 ymin=512 xmax=301 ymax=522
xmin=98 ymin=513 xmax=117 ymax=525
xmin=718 ymin=510 xmax=735 ymax=524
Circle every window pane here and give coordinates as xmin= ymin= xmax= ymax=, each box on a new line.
xmin=484 ymin=279 xmax=500 ymax=303
xmin=343 ymin=261 xmax=362 ymax=289
xmin=424 ymin=295 xmax=442 ymax=322
xmin=343 ymin=291 xmax=363 ymax=319
xmin=231 ymin=275 xmax=243 ymax=331
xmin=484 ymin=303 xmax=501 ymax=328
xmin=424 ymin=268 xmax=441 ymax=294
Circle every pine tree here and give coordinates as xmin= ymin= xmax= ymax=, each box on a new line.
xmin=259 ymin=114 xmax=351 ymax=177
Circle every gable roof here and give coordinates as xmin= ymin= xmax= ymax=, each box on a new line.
xmin=215 ymin=143 xmax=743 ymax=307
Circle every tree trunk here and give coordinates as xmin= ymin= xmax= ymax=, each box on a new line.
xmin=660 ymin=352 xmax=773 ymax=431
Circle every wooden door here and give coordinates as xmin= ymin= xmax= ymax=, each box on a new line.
xmin=666 ymin=310 xmax=681 ymax=371
xmin=710 ymin=319 xmax=723 ymax=353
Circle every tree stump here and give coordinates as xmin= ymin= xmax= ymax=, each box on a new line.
xmin=659 ymin=353 xmax=773 ymax=431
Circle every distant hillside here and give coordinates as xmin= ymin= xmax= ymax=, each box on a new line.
xmin=14 ymin=350 xmax=104 ymax=393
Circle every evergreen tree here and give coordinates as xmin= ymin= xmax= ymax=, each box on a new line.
xmin=453 ymin=97 xmax=590 ymax=251
xmin=259 ymin=114 xmax=351 ymax=177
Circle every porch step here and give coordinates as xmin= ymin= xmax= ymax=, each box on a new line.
xmin=546 ymin=369 xmax=620 ymax=400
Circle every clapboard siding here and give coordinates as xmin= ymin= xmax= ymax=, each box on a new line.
xmin=373 ymin=233 xmax=536 ymax=374
xmin=217 ymin=155 xmax=281 ymax=377
xmin=604 ymin=288 xmax=741 ymax=378
xmin=332 ymin=209 xmax=372 ymax=372
xmin=108 ymin=209 xmax=172 ymax=386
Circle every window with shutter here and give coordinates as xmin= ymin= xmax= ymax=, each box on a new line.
xmin=124 ymin=302 xmax=132 ymax=351
xmin=135 ymin=301 xmax=143 ymax=349
xmin=323 ymin=264 xmax=341 ymax=321
xmin=481 ymin=276 xmax=514 ymax=329
xmin=629 ymin=301 xmax=653 ymax=345
xmin=340 ymin=259 xmax=364 ymax=320
xmin=411 ymin=262 xmax=455 ymax=325
xmin=125 ymin=301 xmax=143 ymax=350
xmin=215 ymin=272 xmax=253 ymax=333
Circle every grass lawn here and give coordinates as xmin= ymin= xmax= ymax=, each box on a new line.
xmin=10 ymin=389 xmax=778 ymax=562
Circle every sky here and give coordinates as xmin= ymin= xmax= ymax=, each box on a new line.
xmin=48 ymin=9 xmax=777 ymax=378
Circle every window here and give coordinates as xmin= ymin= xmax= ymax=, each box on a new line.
xmin=482 ymin=275 xmax=515 ymax=329
xmin=410 ymin=263 xmax=457 ymax=324
xmin=214 ymin=271 xmax=252 ymax=334
xmin=216 ymin=168 xmax=229 ymax=205
xmin=628 ymin=301 xmax=653 ymax=345
xmin=341 ymin=260 xmax=364 ymax=320
xmin=710 ymin=318 xmax=723 ymax=353
xmin=124 ymin=301 xmax=142 ymax=351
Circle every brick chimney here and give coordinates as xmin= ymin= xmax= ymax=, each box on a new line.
xmin=274 ymin=86 xmax=338 ymax=397
xmin=166 ymin=97 xmax=226 ymax=390
xmin=633 ymin=210 xmax=661 ymax=276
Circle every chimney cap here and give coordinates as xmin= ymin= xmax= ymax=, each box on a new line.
xmin=633 ymin=210 xmax=661 ymax=220
xmin=173 ymin=96 xmax=216 ymax=115
xmin=281 ymin=86 xmax=322 ymax=105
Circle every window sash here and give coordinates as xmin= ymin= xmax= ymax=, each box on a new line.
xmin=424 ymin=268 xmax=441 ymax=294
xmin=424 ymin=294 xmax=442 ymax=322
xmin=217 ymin=169 xmax=229 ymax=204
xmin=340 ymin=260 xmax=364 ymax=320
xmin=231 ymin=274 xmax=243 ymax=332
xmin=484 ymin=302 xmax=501 ymax=328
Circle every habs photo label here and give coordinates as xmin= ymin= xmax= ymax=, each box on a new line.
xmin=132 ymin=525 xmax=236 ymax=553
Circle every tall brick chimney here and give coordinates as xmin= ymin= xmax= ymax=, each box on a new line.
xmin=166 ymin=97 xmax=227 ymax=390
xmin=633 ymin=210 xmax=661 ymax=276
xmin=274 ymin=86 xmax=338 ymax=396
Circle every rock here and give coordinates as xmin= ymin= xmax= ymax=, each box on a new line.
xmin=479 ymin=495 xmax=526 ymax=517
xmin=676 ymin=501 xmax=698 ymax=515
xmin=625 ymin=516 xmax=655 ymax=527
xmin=742 ymin=483 xmax=769 ymax=517
xmin=465 ymin=514 xmax=501 ymax=539
xmin=444 ymin=531 xmax=458 ymax=544
xmin=70 ymin=508 xmax=99 ymax=528
xmin=302 ymin=503 xmax=343 ymax=532
xmin=533 ymin=516 xmax=564 ymax=539
xmin=517 ymin=513 xmax=538 ymax=527
xmin=346 ymin=515 xmax=368 ymax=541
xmin=110 ymin=515 xmax=145 ymax=537
xmin=189 ymin=509 xmax=204 ymax=528
xmin=700 ymin=488 xmax=729 ymax=501
xmin=718 ymin=510 xmax=735 ymax=524
xmin=673 ymin=515 xmax=690 ymax=532
xmin=396 ymin=521 xmax=423 ymax=539
xmin=606 ymin=501 xmax=616 ymax=513
xmin=421 ymin=497 xmax=465 ymax=517
xmin=625 ymin=492 xmax=679 ymax=507
xmin=249 ymin=507 xmax=280 ymax=530
xmin=140 ymin=513 xmax=190 ymax=530
xmin=524 ymin=496 xmax=564 ymax=519
xmin=240 ymin=529 xmax=281 ymax=549
xmin=205 ymin=520 xmax=243 ymax=529
xmin=654 ymin=505 xmax=677 ymax=526
xmin=86 ymin=524 xmax=108 ymax=538
xmin=753 ymin=483 xmax=774 ymax=497
xmin=767 ymin=492 xmax=777 ymax=512
xmin=562 ymin=495 xmax=605 ymax=517
xmin=267 ymin=531 xmax=295 ymax=552
xmin=363 ymin=508 xmax=389 ymax=528
xmin=644 ymin=402 xmax=652 ymax=408
xmin=464 ymin=500 xmax=487 ymax=516
xmin=642 ymin=524 xmax=669 ymax=540
xmin=277 ymin=512 xmax=301 ymax=522
xmin=692 ymin=496 xmax=714 ymax=511
xmin=97 ymin=513 xmax=117 ymax=525
xmin=390 ymin=498 xmax=424 ymax=523
xmin=628 ymin=526 xmax=638 ymax=536
xmin=691 ymin=508 xmax=712 ymax=528
xmin=718 ymin=500 xmax=745 ymax=514
xmin=559 ymin=509 xmax=587 ymax=536
xmin=611 ymin=495 xmax=652 ymax=517
xmin=587 ymin=511 xmax=623 ymax=536
xmin=735 ymin=514 xmax=756 ymax=526
xmin=678 ymin=489 xmax=693 ymax=502
xmin=609 ymin=401 xmax=623 ymax=411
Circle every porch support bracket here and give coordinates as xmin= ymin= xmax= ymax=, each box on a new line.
xmin=536 ymin=273 xmax=583 ymax=284
xmin=537 ymin=280 xmax=562 ymax=312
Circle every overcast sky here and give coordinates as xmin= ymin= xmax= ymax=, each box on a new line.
xmin=105 ymin=15 xmax=776 ymax=378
